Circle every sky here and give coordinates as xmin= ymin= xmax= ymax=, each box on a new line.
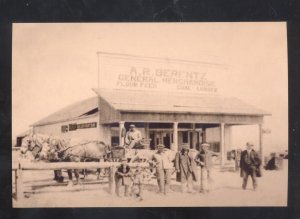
xmin=12 ymin=22 xmax=288 ymax=154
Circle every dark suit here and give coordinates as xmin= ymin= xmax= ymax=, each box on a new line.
xmin=115 ymin=164 xmax=132 ymax=196
xmin=175 ymin=151 xmax=198 ymax=183
xmin=240 ymin=149 xmax=261 ymax=189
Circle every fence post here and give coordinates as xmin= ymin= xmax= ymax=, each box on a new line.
xmin=16 ymin=163 xmax=24 ymax=201
xmin=109 ymin=165 xmax=116 ymax=195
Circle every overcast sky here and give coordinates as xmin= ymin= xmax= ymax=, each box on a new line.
xmin=12 ymin=22 xmax=287 ymax=153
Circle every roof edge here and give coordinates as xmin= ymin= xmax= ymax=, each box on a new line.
xmin=118 ymin=109 xmax=271 ymax=116
xmin=31 ymin=113 xmax=98 ymax=127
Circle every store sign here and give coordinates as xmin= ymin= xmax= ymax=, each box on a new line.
xmin=66 ymin=122 xmax=97 ymax=132
xmin=77 ymin=122 xmax=97 ymax=129
xmin=98 ymin=52 xmax=227 ymax=94
xmin=69 ymin=123 xmax=77 ymax=131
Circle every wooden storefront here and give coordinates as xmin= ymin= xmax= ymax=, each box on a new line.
xmin=94 ymin=88 xmax=270 ymax=166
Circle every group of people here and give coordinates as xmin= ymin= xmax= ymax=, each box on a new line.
xmin=152 ymin=142 xmax=218 ymax=195
xmin=115 ymin=140 xmax=262 ymax=199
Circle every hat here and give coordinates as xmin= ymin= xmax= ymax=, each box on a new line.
xmin=201 ymin=143 xmax=210 ymax=148
xmin=157 ymin=144 xmax=165 ymax=149
xmin=129 ymin=124 xmax=135 ymax=127
xmin=246 ymin=142 xmax=254 ymax=146
xmin=181 ymin=144 xmax=190 ymax=150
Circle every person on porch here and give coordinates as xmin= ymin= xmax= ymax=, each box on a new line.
xmin=125 ymin=124 xmax=142 ymax=149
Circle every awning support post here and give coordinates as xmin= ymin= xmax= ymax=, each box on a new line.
xmin=172 ymin=122 xmax=178 ymax=151
xmin=119 ymin=121 xmax=125 ymax=146
xmin=259 ymin=124 xmax=263 ymax=159
xmin=220 ymin=123 xmax=225 ymax=166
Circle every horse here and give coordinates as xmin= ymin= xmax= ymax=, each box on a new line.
xmin=20 ymin=133 xmax=50 ymax=160
xmin=46 ymin=140 xmax=111 ymax=184
xmin=20 ymin=133 xmax=110 ymax=184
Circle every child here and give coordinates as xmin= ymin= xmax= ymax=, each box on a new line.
xmin=115 ymin=158 xmax=132 ymax=197
xmin=131 ymin=166 xmax=147 ymax=201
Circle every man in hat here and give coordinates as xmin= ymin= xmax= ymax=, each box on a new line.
xmin=175 ymin=144 xmax=198 ymax=193
xmin=151 ymin=144 xmax=174 ymax=195
xmin=125 ymin=124 xmax=142 ymax=149
xmin=240 ymin=142 xmax=261 ymax=190
xmin=195 ymin=143 xmax=218 ymax=193
xmin=115 ymin=158 xmax=132 ymax=197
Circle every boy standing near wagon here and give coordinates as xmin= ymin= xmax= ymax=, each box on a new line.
xmin=115 ymin=158 xmax=132 ymax=197
xmin=131 ymin=165 xmax=146 ymax=201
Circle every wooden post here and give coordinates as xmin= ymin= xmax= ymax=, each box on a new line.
xmin=144 ymin=123 xmax=150 ymax=149
xmin=154 ymin=131 xmax=157 ymax=148
xmin=220 ymin=123 xmax=225 ymax=166
xmin=157 ymin=131 xmax=164 ymax=144
xmin=202 ymin=128 xmax=206 ymax=143
xmin=172 ymin=122 xmax=178 ymax=151
xmin=119 ymin=121 xmax=125 ymax=146
xmin=16 ymin=163 xmax=24 ymax=201
xmin=109 ymin=166 xmax=116 ymax=195
xmin=259 ymin=124 xmax=263 ymax=159
xmin=224 ymin=124 xmax=227 ymax=158
xmin=192 ymin=123 xmax=196 ymax=149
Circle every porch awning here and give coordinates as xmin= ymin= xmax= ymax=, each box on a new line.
xmin=93 ymin=88 xmax=270 ymax=124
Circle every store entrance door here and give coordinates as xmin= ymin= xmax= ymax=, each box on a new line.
xmin=149 ymin=131 xmax=173 ymax=150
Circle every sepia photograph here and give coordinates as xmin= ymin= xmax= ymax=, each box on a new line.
xmin=12 ymin=22 xmax=288 ymax=208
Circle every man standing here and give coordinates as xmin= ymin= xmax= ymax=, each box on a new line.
xmin=240 ymin=142 xmax=261 ymax=190
xmin=175 ymin=144 xmax=198 ymax=193
xmin=151 ymin=144 xmax=174 ymax=195
xmin=125 ymin=124 xmax=142 ymax=149
xmin=195 ymin=143 xmax=217 ymax=193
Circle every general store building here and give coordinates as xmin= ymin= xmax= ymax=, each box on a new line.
xmin=30 ymin=53 xmax=270 ymax=165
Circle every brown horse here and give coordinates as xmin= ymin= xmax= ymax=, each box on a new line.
xmin=20 ymin=134 xmax=111 ymax=184
xmin=48 ymin=140 xmax=110 ymax=184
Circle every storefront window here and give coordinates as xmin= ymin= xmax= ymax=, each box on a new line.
xmin=182 ymin=131 xmax=188 ymax=143
xmin=111 ymin=136 xmax=119 ymax=146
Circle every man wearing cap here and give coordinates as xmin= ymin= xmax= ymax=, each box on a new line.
xmin=195 ymin=143 xmax=218 ymax=193
xmin=240 ymin=142 xmax=261 ymax=190
xmin=175 ymin=144 xmax=198 ymax=193
xmin=125 ymin=124 xmax=142 ymax=149
xmin=115 ymin=158 xmax=132 ymax=197
xmin=151 ymin=144 xmax=174 ymax=195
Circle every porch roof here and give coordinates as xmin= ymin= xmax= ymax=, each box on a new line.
xmin=93 ymin=88 xmax=270 ymax=116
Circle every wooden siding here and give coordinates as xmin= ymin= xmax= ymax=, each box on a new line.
xmin=99 ymin=96 xmax=121 ymax=124
xmin=119 ymin=112 xmax=263 ymax=125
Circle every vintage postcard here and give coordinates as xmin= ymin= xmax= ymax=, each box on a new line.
xmin=12 ymin=22 xmax=288 ymax=207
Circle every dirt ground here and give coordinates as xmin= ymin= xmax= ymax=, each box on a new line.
xmin=12 ymin=158 xmax=288 ymax=208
